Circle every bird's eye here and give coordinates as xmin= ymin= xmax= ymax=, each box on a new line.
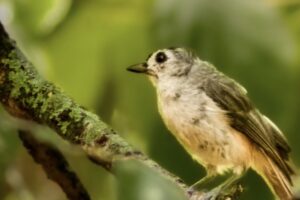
xmin=155 ymin=52 xmax=167 ymax=63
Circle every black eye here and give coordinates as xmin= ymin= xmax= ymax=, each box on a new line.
xmin=155 ymin=52 xmax=167 ymax=63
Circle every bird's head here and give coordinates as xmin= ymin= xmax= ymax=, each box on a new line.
xmin=127 ymin=47 xmax=196 ymax=85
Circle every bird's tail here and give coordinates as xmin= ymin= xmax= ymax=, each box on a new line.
xmin=252 ymin=150 xmax=298 ymax=200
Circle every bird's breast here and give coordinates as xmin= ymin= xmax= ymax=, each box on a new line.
xmin=156 ymin=87 xmax=252 ymax=174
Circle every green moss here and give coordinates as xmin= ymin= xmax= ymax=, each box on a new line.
xmin=3 ymin=50 xmax=43 ymax=101
xmin=58 ymin=120 xmax=71 ymax=135
xmin=2 ymin=48 xmax=136 ymax=156
xmin=69 ymin=108 xmax=82 ymax=122
xmin=82 ymin=111 xmax=106 ymax=143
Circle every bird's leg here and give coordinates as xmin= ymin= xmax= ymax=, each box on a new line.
xmin=187 ymin=174 xmax=217 ymax=197
xmin=204 ymin=172 xmax=245 ymax=200
xmin=188 ymin=168 xmax=218 ymax=196
xmin=189 ymin=174 xmax=217 ymax=191
xmin=218 ymin=173 xmax=243 ymax=191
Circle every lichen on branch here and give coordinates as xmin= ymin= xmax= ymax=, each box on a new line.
xmin=0 ymin=32 xmax=133 ymax=161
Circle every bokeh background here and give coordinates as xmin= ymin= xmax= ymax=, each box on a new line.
xmin=0 ymin=0 xmax=300 ymax=199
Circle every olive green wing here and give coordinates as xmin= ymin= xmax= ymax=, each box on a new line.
xmin=203 ymin=75 xmax=293 ymax=182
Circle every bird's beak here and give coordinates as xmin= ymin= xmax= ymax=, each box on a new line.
xmin=126 ymin=63 xmax=148 ymax=74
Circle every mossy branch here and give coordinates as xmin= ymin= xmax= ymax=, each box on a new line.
xmin=0 ymin=22 xmax=242 ymax=200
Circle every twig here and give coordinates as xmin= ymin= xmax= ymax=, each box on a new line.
xmin=18 ymin=130 xmax=91 ymax=200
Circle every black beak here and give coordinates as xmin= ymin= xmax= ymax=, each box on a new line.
xmin=126 ymin=63 xmax=148 ymax=74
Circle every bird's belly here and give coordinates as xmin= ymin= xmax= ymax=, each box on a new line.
xmin=158 ymin=93 xmax=252 ymax=174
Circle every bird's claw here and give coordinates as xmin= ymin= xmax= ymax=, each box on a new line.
xmin=188 ymin=184 xmax=242 ymax=200
xmin=187 ymin=187 xmax=220 ymax=200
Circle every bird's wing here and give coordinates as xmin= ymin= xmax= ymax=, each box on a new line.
xmin=203 ymin=74 xmax=293 ymax=181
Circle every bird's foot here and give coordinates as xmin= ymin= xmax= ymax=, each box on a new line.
xmin=188 ymin=189 xmax=219 ymax=200
xmin=187 ymin=187 xmax=201 ymax=198
xmin=187 ymin=183 xmax=243 ymax=200
xmin=202 ymin=187 xmax=222 ymax=200
xmin=187 ymin=187 xmax=219 ymax=200
xmin=187 ymin=185 xmax=211 ymax=198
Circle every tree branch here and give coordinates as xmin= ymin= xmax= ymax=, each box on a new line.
xmin=18 ymin=130 xmax=91 ymax=200
xmin=0 ymin=21 xmax=242 ymax=200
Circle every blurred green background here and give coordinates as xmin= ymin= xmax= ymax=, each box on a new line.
xmin=0 ymin=0 xmax=300 ymax=199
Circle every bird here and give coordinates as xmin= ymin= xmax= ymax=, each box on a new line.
xmin=127 ymin=47 xmax=297 ymax=200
